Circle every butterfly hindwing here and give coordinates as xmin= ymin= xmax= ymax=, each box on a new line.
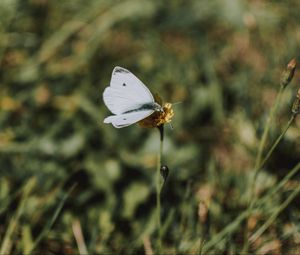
xmin=104 ymin=110 xmax=154 ymax=128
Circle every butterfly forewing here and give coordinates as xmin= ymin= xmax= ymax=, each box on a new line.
xmin=103 ymin=87 xmax=141 ymax=115
xmin=111 ymin=67 xmax=154 ymax=101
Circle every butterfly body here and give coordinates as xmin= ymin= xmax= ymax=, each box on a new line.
xmin=103 ymin=66 xmax=163 ymax=128
xmin=121 ymin=102 xmax=163 ymax=114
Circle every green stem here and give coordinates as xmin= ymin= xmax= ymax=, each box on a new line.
xmin=244 ymin=116 xmax=294 ymax=248
xmin=249 ymin=86 xmax=286 ymax=208
xmin=242 ymin=116 xmax=294 ymax=252
xmin=250 ymin=184 xmax=300 ymax=243
xmin=201 ymin=160 xmax=300 ymax=253
xmin=201 ymin=210 xmax=255 ymax=253
xmin=156 ymin=125 xmax=164 ymax=253
xmin=255 ymin=115 xmax=294 ymax=179
xmin=243 ymin=86 xmax=285 ymax=252
xmin=254 ymin=86 xmax=284 ymax=170
xmin=249 ymin=114 xmax=295 ymax=207
xmin=255 ymin=160 xmax=300 ymax=209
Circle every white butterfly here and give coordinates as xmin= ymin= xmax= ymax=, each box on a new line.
xmin=103 ymin=66 xmax=163 ymax=128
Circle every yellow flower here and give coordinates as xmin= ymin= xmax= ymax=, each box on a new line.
xmin=139 ymin=102 xmax=174 ymax=128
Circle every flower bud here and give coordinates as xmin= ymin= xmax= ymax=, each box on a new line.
xmin=160 ymin=165 xmax=169 ymax=182
xmin=292 ymin=88 xmax=300 ymax=116
xmin=280 ymin=58 xmax=297 ymax=89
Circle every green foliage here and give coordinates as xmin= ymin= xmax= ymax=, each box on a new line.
xmin=1 ymin=0 xmax=300 ymax=254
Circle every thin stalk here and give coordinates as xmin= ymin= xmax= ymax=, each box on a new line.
xmin=248 ymin=86 xmax=287 ymax=213
xmin=244 ymin=116 xmax=295 ymax=250
xmin=254 ymin=86 xmax=284 ymax=170
xmin=201 ymin=210 xmax=255 ymax=253
xmin=255 ymin=161 xmax=300 ymax=208
xmin=257 ymin=115 xmax=294 ymax=175
xmin=250 ymin=114 xmax=295 ymax=202
xmin=156 ymin=125 xmax=164 ymax=253
xmin=202 ymin=160 xmax=300 ymax=253
xmin=243 ymin=86 xmax=285 ymax=252
xmin=250 ymin=184 xmax=300 ymax=243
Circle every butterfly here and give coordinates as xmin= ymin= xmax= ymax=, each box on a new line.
xmin=103 ymin=66 xmax=163 ymax=128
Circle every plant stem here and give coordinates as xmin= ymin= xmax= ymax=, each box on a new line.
xmin=250 ymin=183 xmax=300 ymax=243
xmin=254 ymin=86 xmax=284 ymax=171
xmin=249 ymin=114 xmax=295 ymax=206
xmin=201 ymin=210 xmax=254 ymax=253
xmin=242 ymin=116 xmax=294 ymax=253
xmin=255 ymin=161 xmax=300 ymax=209
xmin=156 ymin=125 xmax=164 ymax=253
xmin=256 ymin=115 xmax=294 ymax=177
xmin=243 ymin=86 xmax=285 ymax=253
xmin=250 ymin=86 xmax=286 ymax=206
xmin=201 ymin=160 xmax=300 ymax=253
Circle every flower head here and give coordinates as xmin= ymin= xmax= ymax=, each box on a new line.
xmin=139 ymin=102 xmax=174 ymax=128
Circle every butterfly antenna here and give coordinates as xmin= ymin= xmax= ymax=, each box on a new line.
xmin=172 ymin=101 xmax=182 ymax=106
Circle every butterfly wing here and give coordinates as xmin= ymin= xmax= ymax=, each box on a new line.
xmin=104 ymin=110 xmax=154 ymax=128
xmin=103 ymin=66 xmax=154 ymax=115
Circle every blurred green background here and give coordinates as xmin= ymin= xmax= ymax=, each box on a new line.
xmin=1 ymin=0 xmax=300 ymax=254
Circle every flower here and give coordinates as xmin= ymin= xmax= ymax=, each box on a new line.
xmin=139 ymin=102 xmax=174 ymax=128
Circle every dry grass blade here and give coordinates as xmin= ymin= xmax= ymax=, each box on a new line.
xmin=72 ymin=218 xmax=88 ymax=255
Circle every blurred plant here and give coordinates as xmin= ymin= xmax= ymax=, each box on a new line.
xmin=27 ymin=184 xmax=76 ymax=254
xmin=243 ymin=58 xmax=297 ymax=252
xmin=201 ymin=158 xmax=300 ymax=253
xmin=201 ymin=59 xmax=300 ymax=254
xmin=253 ymin=58 xmax=296 ymax=175
xmin=0 ymin=178 xmax=36 ymax=255
xmin=1 ymin=0 xmax=300 ymax=254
